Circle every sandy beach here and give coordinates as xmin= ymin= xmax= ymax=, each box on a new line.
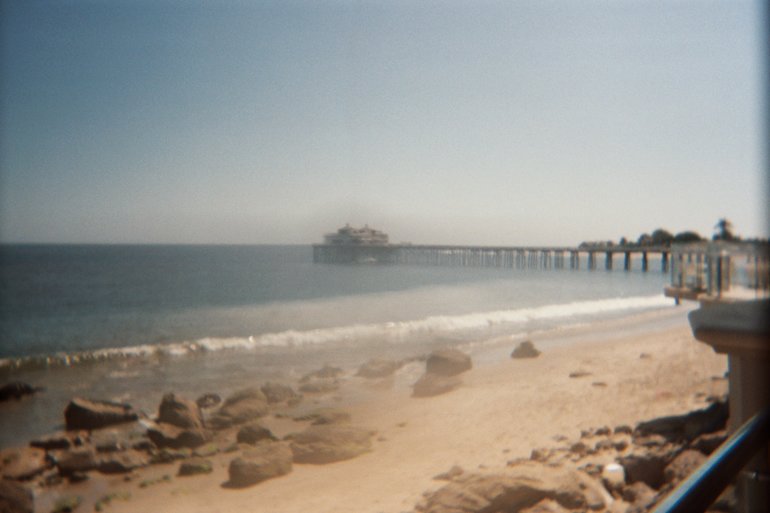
xmin=6 ymin=307 xmax=729 ymax=513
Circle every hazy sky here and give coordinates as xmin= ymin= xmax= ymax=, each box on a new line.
xmin=1 ymin=0 xmax=766 ymax=245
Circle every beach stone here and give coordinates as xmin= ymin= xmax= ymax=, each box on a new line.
xmin=260 ymin=382 xmax=301 ymax=405
xmin=568 ymin=370 xmax=591 ymax=378
xmin=601 ymin=463 xmax=625 ymax=492
xmin=29 ymin=433 xmax=72 ymax=451
xmin=227 ymin=442 xmax=293 ymax=487
xmin=664 ymin=449 xmax=706 ymax=484
xmin=158 ymin=393 xmax=204 ymax=430
xmin=0 ymin=382 xmax=40 ymax=402
xmin=614 ymin=425 xmax=633 ymax=435
xmin=293 ymin=408 xmax=351 ymax=425
xmin=97 ymin=449 xmax=148 ymax=474
xmin=178 ymin=458 xmax=213 ymax=476
xmin=209 ymin=388 xmax=269 ymax=428
xmin=634 ymin=400 xmax=727 ymax=443
xmin=412 ymin=373 xmax=462 ymax=397
xmin=415 ymin=462 xmax=607 ymax=513
xmin=0 ymin=447 xmax=48 ymax=481
xmin=298 ymin=378 xmax=339 ymax=395
xmin=0 ymin=479 xmax=34 ymax=513
xmin=425 ymin=349 xmax=472 ymax=377
xmin=149 ymin=447 xmax=192 ymax=464
xmin=237 ymin=423 xmax=277 ymax=445
xmin=64 ymin=397 xmax=138 ymax=430
xmin=520 ymin=499 xmax=572 ymax=513
xmin=356 ymin=358 xmax=402 ymax=378
xmin=619 ymin=451 xmax=669 ymax=489
xmin=691 ymin=430 xmax=727 ymax=455
xmin=195 ymin=393 xmax=221 ymax=409
xmin=511 ymin=341 xmax=541 ymax=359
xmin=622 ymin=481 xmax=657 ymax=509
xmin=287 ymin=425 xmax=373 ymax=464
xmin=434 ymin=466 xmax=465 ymax=481
xmin=300 ymin=365 xmax=344 ymax=383
xmin=147 ymin=422 xmax=208 ymax=449
xmin=54 ymin=447 xmax=99 ymax=475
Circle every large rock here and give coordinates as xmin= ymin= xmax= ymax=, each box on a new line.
xmin=300 ymin=365 xmax=343 ymax=383
xmin=619 ymin=451 xmax=670 ymax=489
xmin=288 ymin=425 xmax=373 ymax=464
xmin=0 ymin=480 xmax=33 ymax=513
xmin=690 ymin=430 xmax=727 ymax=455
xmin=0 ymin=447 xmax=48 ymax=480
xmin=260 ymin=383 xmax=301 ymax=405
xmin=0 ymin=383 xmax=41 ymax=402
xmin=227 ymin=442 xmax=293 ymax=487
xmin=97 ymin=450 xmax=149 ymax=474
xmin=634 ymin=400 xmax=728 ymax=443
xmin=298 ymin=379 xmax=339 ymax=395
xmin=511 ymin=341 xmax=541 ymax=359
xmin=292 ymin=408 xmax=351 ymax=425
xmin=54 ymin=447 xmax=99 ymax=475
xmin=64 ymin=397 xmax=139 ymax=430
xmin=356 ymin=358 xmax=402 ymax=379
xmin=412 ymin=373 xmax=462 ymax=397
xmin=178 ymin=458 xmax=213 ymax=476
xmin=147 ymin=422 xmax=208 ymax=449
xmin=415 ymin=463 xmax=607 ymax=513
xmin=622 ymin=481 xmax=657 ymax=509
xmin=195 ymin=393 xmax=221 ymax=409
xmin=158 ymin=393 xmax=204 ymax=430
xmin=237 ymin=424 xmax=277 ymax=445
xmin=425 ymin=349 xmax=472 ymax=377
xmin=209 ymin=388 xmax=269 ymax=428
xmin=664 ymin=450 xmax=707 ymax=484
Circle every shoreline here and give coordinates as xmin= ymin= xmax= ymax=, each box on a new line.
xmin=1 ymin=306 xmax=729 ymax=513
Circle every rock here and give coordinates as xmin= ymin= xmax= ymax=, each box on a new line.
xmin=0 ymin=480 xmax=33 ymax=513
xmin=434 ymin=466 xmax=465 ymax=481
xmin=149 ymin=447 xmax=191 ymax=464
xmin=633 ymin=434 xmax=668 ymax=448
xmin=415 ymin=463 xmax=607 ymax=513
xmin=260 ymin=383 xmax=301 ymax=405
xmin=147 ymin=422 xmax=208 ymax=449
xmin=691 ymin=430 xmax=727 ymax=455
xmin=520 ymin=499 xmax=571 ymax=513
xmin=178 ymin=458 xmax=213 ymax=476
xmin=569 ymin=441 xmax=589 ymax=455
xmin=54 ymin=447 xmax=99 ymax=475
xmin=601 ymin=463 xmax=625 ymax=492
xmin=192 ymin=444 xmax=219 ymax=458
xmin=29 ymin=433 xmax=73 ymax=451
xmin=622 ymin=481 xmax=657 ymax=508
xmin=595 ymin=426 xmax=611 ymax=436
xmin=664 ymin=450 xmax=707 ymax=484
xmin=298 ymin=379 xmax=339 ymax=395
xmin=425 ymin=349 xmax=472 ymax=377
xmin=209 ymin=388 xmax=269 ymax=428
xmin=288 ymin=425 xmax=373 ymax=464
xmin=356 ymin=358 xmax=403 ymax=378
xmin=568 ymin=370 xmax=591 ymax=378
xmin=195 ymin=393 xmax=221 ymax=409
xmin=530 ymin=448 xmax=551 ymax=462
xmin=0 ymin=383 xmax=41 ymax=402
xmin=300 ymin=365 xmax=343 ymax=383
xmin=0 ymin=447 xmax=48 ymax=480
xmin=64 ymin=397 xmax=138 ymax=430
xmin=613 ymin=439 xmax=629 ymax=452
xmin=619 ymin=451 xmax=669 ymax=489
xmin=594 ymin=439 xmax=614 ymax=451
xmin=614 ymin=425 xmax=633 ymax=435
xmin=511 ymin=341 xmax=541 ymax=359
xmin=293 ymin=408 xmax=351 ymax=425
xmin=237 ymin=424 xmax=277 ymax=445
xmin=634 ymin=400 xmax=728 ymax=443
xmin=227 ymin=442 xmax=293 ymax=487
xmin=412 ymin=373 xmax=462 ymax=397
xmin=98 ymin=450 xmax=148 ymax=474
xmin=158 ymin=393 xmax=204 ymax=430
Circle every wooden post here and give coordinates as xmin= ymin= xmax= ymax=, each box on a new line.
xmin=642 ymin=251 xmax=648 ymax=272
xmin=605 ymin=251 xmax=613 ymax=270
xmin=588 ymin=251 xmax=595 ymax=270
xmin=662 ymin=251 xmax=669 ymax=273
xmin=624 ymin=252 xmax=630 ymax=271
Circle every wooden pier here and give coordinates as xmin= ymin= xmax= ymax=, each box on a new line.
xmin=312 ymin=243 xmax=674 ymax=272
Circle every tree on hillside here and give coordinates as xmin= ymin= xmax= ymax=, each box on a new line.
xmin=637 ymin=233 xmax=653 ymax=246
xmin=651 ymin=229 xmax=675 ymax=246
xmin=673 ymin=231 xmax=703 ymax=243
xmin=713 ymin=218 xmax=738 ymax=241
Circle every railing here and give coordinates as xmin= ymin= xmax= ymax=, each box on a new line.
xmin=651 ymin=406 xmax=770 ymax=513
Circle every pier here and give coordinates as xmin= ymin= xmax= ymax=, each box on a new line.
xmin=312 ymin=242 xmax=673 ymax=272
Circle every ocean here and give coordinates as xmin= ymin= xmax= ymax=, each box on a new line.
xmin=0 ymin=244 xmax=672 ymax=447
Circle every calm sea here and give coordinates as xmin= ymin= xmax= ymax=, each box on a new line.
xmin=0 ymin=244 xmax=671 ymax=447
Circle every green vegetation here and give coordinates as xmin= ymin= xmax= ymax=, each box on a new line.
xmin=581 ymin=218 xmax=749 ymax=249
xmin=52 ymin=496 xmax=82 ymax=513
xmin=139 ymin=474 xmax=172 ymax=488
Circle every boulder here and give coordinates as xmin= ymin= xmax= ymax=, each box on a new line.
xmin=147 ymin=422 xmax=208 ymax=449
xmin=664 ymin=450 xmax=707 ymax=484
xmin=260 ymin=383 xmax=301 ymax=405
xmin=425 ymin=349 xmax=472 ymax=377
xmin=293 ymin=408 xmax=351 ymax=425
xmin=298 ymin=379 xmax=339 ymax=395
xmin=0 ymin=383 xmax=41 ymax=402
xmin=412 ymin=373 xmax=462 ymax=398
xmin=0 ymin=447 xmax=48 ymax=480
xmin=619 ymin=451 xmax=670 ymax=489
xmin=415 ymin=463 xmax=607 ymax=513
xmin=634 ymin=400 xmax=728 ymax=443
xmin=227 ymin=442 xmax=293 ymax=487
xmin=158 ymin=393 xmax=204 ymax=430
xmin=0 ymin=479 xmax=33 ymax=513
xmin=691 ymin=430 xmax=727 ymax=455
xmin=520 ymin=499 xmax=572 ymax=513
xmin=178 ymin=458 xmax=213 ymax=476
xmin=64 ymin=397 xmax=138 ymax=430
xmin=236 ymin=424 xmax=277 ymax=445
xmin=195 ymin=393 xmax=221 ymax=409
xmin=97 ymin=450 xmax=148 ymax=474
xmin=29 ymin=433 xmax=73 ymax=451
xmin=511 ymin=341 xmax=541 ymax=359
xmin=300 ymin=365 xmax=343 ymax=383
xmin=288 ymin=425 xmax=373 ymax=464
xmin=356 ymin=358 xmax=402 ymax=379
xmin=54 ymin=447 xmax=99 ymax=475
xmin=209 ymin=388 xmax=269 ymax=428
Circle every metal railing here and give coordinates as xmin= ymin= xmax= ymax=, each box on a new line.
xmin=652 ymin=406 xmax=770 ymax=513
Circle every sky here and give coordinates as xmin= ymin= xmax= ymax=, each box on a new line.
xmin=0 ymin=0 xmax=766 ymax=246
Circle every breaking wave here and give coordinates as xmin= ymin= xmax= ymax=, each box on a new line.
xmin=0 ymin=294 xmax=670 ymax=372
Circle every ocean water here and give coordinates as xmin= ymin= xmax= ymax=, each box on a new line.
xmin=0 ymin=244 xmax=671 ymax=447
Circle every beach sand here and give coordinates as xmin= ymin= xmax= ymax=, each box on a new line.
xmin=27 ymin=308 xmax=728 ymax=513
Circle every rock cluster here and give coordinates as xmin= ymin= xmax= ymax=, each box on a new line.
xmin=511 ymin=340 xmax=541 ymax=359
xmin=413 ymin=349 xmax=472 ymax=397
